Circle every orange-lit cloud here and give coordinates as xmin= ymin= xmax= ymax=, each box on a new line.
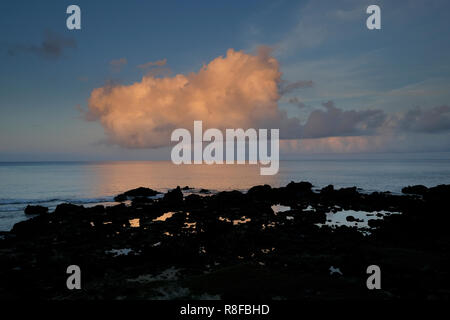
xmin=85 ymin=48 xmax=450 ymax=153
xmin=137 ymin=58 xmax=167 ymax=69
xmin=87 ymin=47 xmax=290 ymax=148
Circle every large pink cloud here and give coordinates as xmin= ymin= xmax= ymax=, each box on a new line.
xmin=85 ymin=48 xmax=450 ymax=153
xmin=87 ymin=47 xmax=285 ymax=148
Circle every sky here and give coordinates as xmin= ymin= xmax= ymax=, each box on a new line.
xmin=1 ymin=0 xmax=450 ymax=161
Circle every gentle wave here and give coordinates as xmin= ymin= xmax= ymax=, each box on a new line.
xmin=0 ymin=196 xmax=116 ymax=213
xmin=0 ymin=198 xmax=60 ymax=205
xmin=0 ymin=189 xmax=219 ymax=210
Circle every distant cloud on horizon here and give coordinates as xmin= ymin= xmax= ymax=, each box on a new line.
xmin=300 ymin=101 xmax=386 ymax=139
xmin=397 ymin=105 xmax=450 ymax=134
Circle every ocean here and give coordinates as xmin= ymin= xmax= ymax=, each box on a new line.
xmin=1 ymin=153 xmax=450 ymax=231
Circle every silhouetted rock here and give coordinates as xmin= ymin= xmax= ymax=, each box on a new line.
xmin=426 ymin=184 xmax=450 ymax=200
xmin=24 ymin=205 xmax=48 ymax=215
xmin=346 ymin=215 xmax=363 ymax=222
xmin=402 ymin=185 xmax=428 ymax=195
xmin=105 ymin=203 xmax=128 ymax=215
xmin=54 ymin=203 xmax=84 ymax=215
xmin=334 ymin=187 xmax=361 ymax=204
xmin=320 ymin=184 xmax=334 ymax=195
xmin=114 ymin=187 xmax=160 ymax=202
xmin=85 ymin=205 xmax=105 ymax=215
xmin=368 ymin=219 xmax=383 ymax=228
xmin=185 ymin=194 xmax=204 ymax=208
xmin=131 ymin=196 xmax=154 ymax=206
xmin=213 ymin=190 xmax=246 ymax=208
xmin=2 ymin=181 xmax=450 ymax=300
xmin=163 ymin=186 xmax=183 ymax=206
xmin=247 ymin=184 xmax=272 ymax=201
xmin=286 ymin=181 xmax=313 ymax=193
xmin=336 ymin=186 xmax=358 ymax=197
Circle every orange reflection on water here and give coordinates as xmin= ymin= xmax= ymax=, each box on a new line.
xmin=153 ymin=211 xmax=176 ymax=222
xmin=129 ymin=218 xmax=140 ymax=228
xmin=85 ymin=161 xmax=280 ymax=197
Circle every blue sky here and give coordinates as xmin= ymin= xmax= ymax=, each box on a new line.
xmin=1 ymin=0 xmax=450 ymax=160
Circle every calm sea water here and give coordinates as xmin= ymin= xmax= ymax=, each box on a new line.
xmin=1 ymin=154 xmax=450 ymax=231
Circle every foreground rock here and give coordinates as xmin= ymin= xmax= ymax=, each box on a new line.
xmin=0 ymin=181 xmax=449 ymax=300
xmin=114 ymin=187 xmax=160 ymax=202
xmin=24 ymin=205 xmax=48 ymax=215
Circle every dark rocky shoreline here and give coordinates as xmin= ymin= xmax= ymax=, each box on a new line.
xmin=0 ymin=182 xmax=449 ymax=300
